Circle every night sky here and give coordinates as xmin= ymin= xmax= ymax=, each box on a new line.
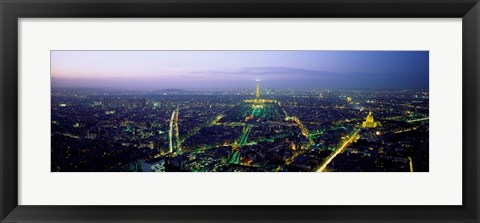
xmin=51 ymin=51 xmax=429 ymax=89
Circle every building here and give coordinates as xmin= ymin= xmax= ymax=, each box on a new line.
xmin=362 ymin=111 xmax=380 ymax=128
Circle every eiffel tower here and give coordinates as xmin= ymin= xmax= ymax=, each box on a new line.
xmin=243 ymin=81 xmax=276 ymax=109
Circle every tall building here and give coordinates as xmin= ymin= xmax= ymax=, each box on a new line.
xmin=243 ymin=81 xmax=276 ymax=110
xmin=362 ymin=111 xmax=380 ymax=128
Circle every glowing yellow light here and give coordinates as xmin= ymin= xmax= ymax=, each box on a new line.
xmin=362 ymin=111 xmax=379 ymax=128
xmin=376 ymin=131 xmax=381 ymax=135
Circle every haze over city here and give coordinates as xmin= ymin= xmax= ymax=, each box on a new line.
xmin=51 ymin=51 xmax=429 ymax=89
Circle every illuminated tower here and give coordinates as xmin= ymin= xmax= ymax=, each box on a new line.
xmin=362 ymin=111 xmax=379 ymax=128
xmin=243 ymin=81 xmax=275 ymax=111
xmin=255 ymin=80 xmax=261 ymax=100
xmin=252 ymin=80 xmax=264 ymax=109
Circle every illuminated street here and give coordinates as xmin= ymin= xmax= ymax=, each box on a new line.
xmin=51 ymin=82 xmax=428 ymax=172
xmin=315 ymin=129 xmax=360 ymax=172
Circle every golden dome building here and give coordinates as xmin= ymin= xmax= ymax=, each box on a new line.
xmin=362 ymin=111 xmax=380 ymax=128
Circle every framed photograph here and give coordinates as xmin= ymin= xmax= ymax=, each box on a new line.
xmin=1 ymin=0 xmax=479 ymax=222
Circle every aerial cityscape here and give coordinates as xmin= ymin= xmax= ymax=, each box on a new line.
xmin=51 ymin=51 xmax=429 ymax=172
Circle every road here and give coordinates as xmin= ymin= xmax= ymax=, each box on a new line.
xmin=315 ymin=129 xmax=360 ymax=172
xmin=406 ymin=117 xmax=429 ymax=123
xmin=408 ymin=156 xmax=413 ymax=172
xmin=180 ymin=114 xmax=224 ymax=144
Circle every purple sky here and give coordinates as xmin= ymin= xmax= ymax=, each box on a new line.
xmin=51 ymin=51 xmax=429 ymax=89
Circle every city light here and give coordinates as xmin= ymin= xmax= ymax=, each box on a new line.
xmin=51 ymin=51 xmax=429 ymax=172
xmin=51 ymin=81 xmax=429 ymax=172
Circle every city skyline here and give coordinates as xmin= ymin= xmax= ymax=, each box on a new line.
xmin=51 ymin=85 xmax=429 ymax=172
xmin=51 ymin=51 xmax=429 ymax=172
xmin=51 ymin=51 xmax=429 ymax=89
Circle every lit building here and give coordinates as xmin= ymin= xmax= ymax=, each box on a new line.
xmin=347 ymin=97 xmax=352 ymax=103
xmin=243 ymin=81 xmax=276 ymax=109
xmin=362 ymin=111 xmax=380 ymax=128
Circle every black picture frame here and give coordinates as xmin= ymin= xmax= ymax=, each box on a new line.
xmin=1 ymin=0 xmax=479 ymax=222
